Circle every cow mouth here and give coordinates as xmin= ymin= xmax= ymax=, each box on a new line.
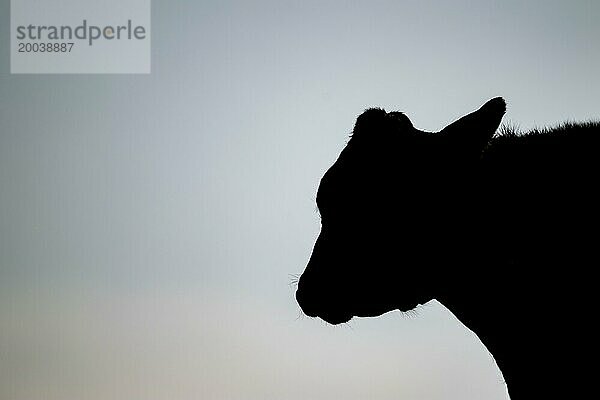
xmin=298 ymin=301 xmax=353 ymax=324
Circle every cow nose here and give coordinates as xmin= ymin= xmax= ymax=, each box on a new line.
xmin=295 ymin=286 xmax=319 ymax=317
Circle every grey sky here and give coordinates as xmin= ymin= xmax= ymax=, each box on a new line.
xmin=1 ymin=1 xmax=598 ymax=399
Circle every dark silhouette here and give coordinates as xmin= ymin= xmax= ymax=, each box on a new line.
xmin=295 ymin=97 xmax=599 ymax=399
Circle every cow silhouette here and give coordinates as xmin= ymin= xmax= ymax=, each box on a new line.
xmin=295 ymin=97 xmax=599 ymax=400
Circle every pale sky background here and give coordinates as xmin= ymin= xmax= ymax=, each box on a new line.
xmin=1 ymin=1 xmax=599 ymax=399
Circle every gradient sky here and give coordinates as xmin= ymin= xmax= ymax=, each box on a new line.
xmin=1 ymin=1 xmax=598 ymax=399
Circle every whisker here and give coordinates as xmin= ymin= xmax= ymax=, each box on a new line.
xmin=288 ymin=273 xmax=300 ymax=288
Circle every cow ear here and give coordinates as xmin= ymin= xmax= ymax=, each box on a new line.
xmin=439 ymin=97 xmax=506 ymax=155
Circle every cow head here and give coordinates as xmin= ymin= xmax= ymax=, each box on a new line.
xmin=296 ymin=97 xmax=506 ymax=324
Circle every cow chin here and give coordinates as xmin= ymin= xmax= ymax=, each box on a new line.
xmin=318 ymin=301 xmax=421 ymax=325
xmin=318 ymin=312 xmax=353 ymax=325
xmin=319 ymin=303 xmax=413 ymax=325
